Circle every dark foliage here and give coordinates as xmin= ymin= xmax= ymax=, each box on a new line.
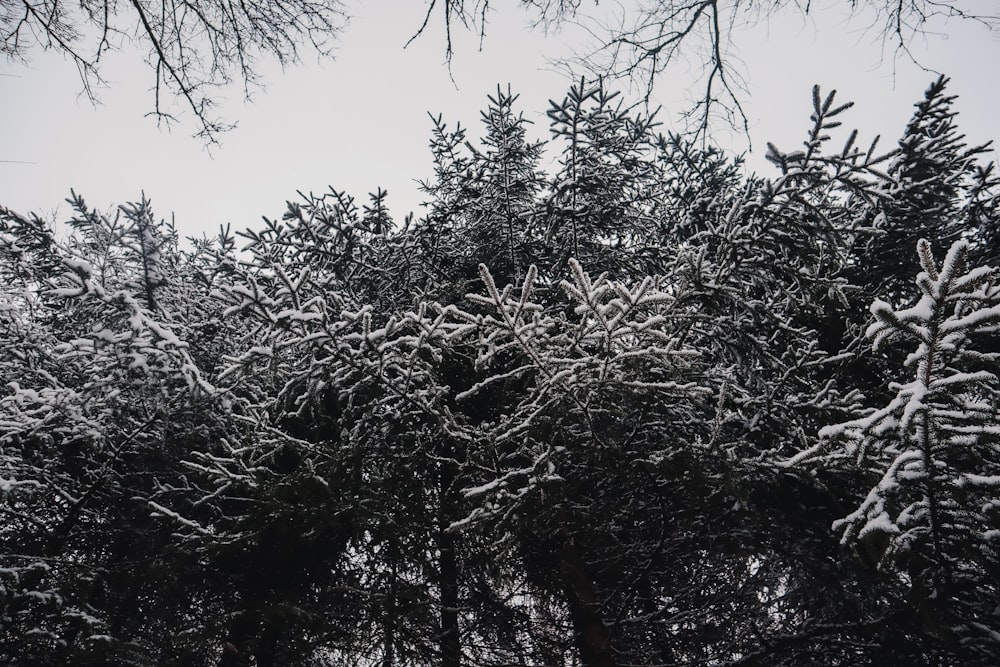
xmin=1 ymin=76 xmax=997 ymax=666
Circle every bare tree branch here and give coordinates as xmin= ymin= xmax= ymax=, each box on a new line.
xmin=406 ymin=0 xmax=998 ymax=142
xmin=0 ymin=0 xmax=348 ymax=142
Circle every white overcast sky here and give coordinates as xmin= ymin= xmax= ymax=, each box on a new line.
xmin=1 ymin=1 xmax=998 ymax=241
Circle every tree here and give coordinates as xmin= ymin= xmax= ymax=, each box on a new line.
xmin=416 ymin=85 xmax=545 ymax=288
xmin=1 ymin=0 xmax=348 ymax=141
xmin=458 ymin=85 xmax=545 ymax=285
xmin=216 ymin=188 xmax=491 ymax=666
xmin=4 ymin=77 xmax=999 ymax=666
xmin=863 ymin=76 xmax=992 ymax=307
xmin=541 ymin=77 xmax=662 ymax=277
xmin=412 ymin=1 xmax=999 ymax=139
xmin=0 ymin=195 xmax=223 ymax=663
xmin=792 ymin=239 xmax=1000 ymax=664
xmin=0 ymin=195 xmax=362 ymax=665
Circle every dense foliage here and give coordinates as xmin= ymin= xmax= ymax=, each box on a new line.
xmin=1 ymin=76 xmax=998 ymax=666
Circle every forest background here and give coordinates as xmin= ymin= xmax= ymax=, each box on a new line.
xmin=2 ymin=1 xmax=1000 ymax=666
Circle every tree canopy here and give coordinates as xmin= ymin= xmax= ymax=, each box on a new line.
xmin=1 ymin=75 xmax=998 ymax=665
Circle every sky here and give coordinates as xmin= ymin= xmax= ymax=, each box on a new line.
xmin=2 ymin=1 xmax=998 ymax=242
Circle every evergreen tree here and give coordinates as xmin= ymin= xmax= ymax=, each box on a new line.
xmin=3 ymin=76 xmax=999 ymax=667
xmin=865 ymin=76 xmax=991 ymax=306
xmin=458 ymin=85 xmax=546 ymax=286
xmin=0 ymin=197 xmax=226 ymax=663
xmin=795 ymin=239 xmax=1000 ymax=664
xmin=651 ymin=131 xmax=746 ymax=245
xmin=967 ymin=161 xmax=1000 ymax=270
xmin=541 ymin=78 xmax=663 ymax=277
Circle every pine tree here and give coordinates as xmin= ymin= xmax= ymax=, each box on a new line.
xmin=417 ymin=113 xmax=474 ymax=291
xmin=459 ymin=85 xmax=545 ymax=286
xmin=651 ymin=131 xmax=746 ymax=245
xmin=865 ymin=76 xmax=991 ymax=307
xmin=541 ymin=78 xmax=662 ymax=277
xmin=678 ymin=85 xmax=889 ymax=462
xmin=0 ymin=197 xmax=227 ymax=664
xmin=967 ymin=161 xmax=1000 ymax=270
xmin=217 ymin=190 xmax=491 ymax=665
xmin=6 ymin=77 xmax=998 ymax=666
xmin=796 ymin=239 xmax=1000 ymax=663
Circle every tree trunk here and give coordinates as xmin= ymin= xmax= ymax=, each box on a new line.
xmin=560 ymin=539 xmax=616 ymax=667
xmin=382 ymin=536 xmax=399 ymax=667
xmin=218 ymin=615 xmax=254 ymax=667
xmin=254 ymin=617 xmax=279 ymax=667
xmin=438 ymin=459 xmax=461 ymax=667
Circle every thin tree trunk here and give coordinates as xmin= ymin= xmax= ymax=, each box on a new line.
xmin=382 ymin=537 xmax=399 ymax=667
xmin=254 ymin=618 xmax=279 ymax=667
xmin=560 ymin=538 xmax=616 ymax=667
xmin=218 ymin=615 xmax=254 ymax=667
xmin=438 ymin=459 xmax=461 ymax=667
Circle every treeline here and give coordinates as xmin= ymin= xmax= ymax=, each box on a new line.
xmin=1 ymin=77 xmax=998 ymax=666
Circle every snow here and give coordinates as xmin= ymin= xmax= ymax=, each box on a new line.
xmin=930 ymin=371 xmax=997 ymax=389
xmin=148 ymin=501 xmax=214 ymax=536
xmin=858 ymin=511 xmax=900 ymax=539
xmin=0 ymin=476 xmax=41 ymax=494
xmin=938 ymin=239 xmax=969 ymax=284
xmin=91 ymin=328 xmax=117 ymax=343
xmin=898 ymin=381 xmax=927 ymax=432
xmin=62 ymin=256 xmax=93 ymax=275
xmin=48 ymin=286 xmax=87 ymax=298
xmin=894 ymin=295 xmax=935 ymax=324
xmin=959 ymin=474 xmax=1000 ymax=488
xmin=940 ymin=303 xmax=1000 ymax=334
xmin=463 ymin=477 xmax=503 ymax=498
